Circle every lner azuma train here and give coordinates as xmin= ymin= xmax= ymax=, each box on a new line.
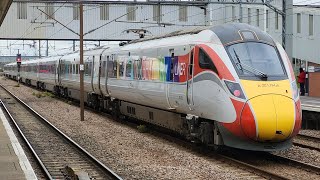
xmin=4 ymin=23 xmax=301 ymax=151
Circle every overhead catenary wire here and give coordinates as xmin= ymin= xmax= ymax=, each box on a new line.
xmin=10 ymin=2 xmax=67 ymax=49
xmin=35 ymin=5 xmax=142 ymax=56
xmin=106 ymin=4 xmax=235 ymax=39
xmin=9 ymin=0 xmax=320 ymax=56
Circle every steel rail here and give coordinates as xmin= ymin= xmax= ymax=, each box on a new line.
xmin=294 ymin=134 xmax=320 ymax=152
xmin=216 ymin=154 xmax=290 ymax=180
xmin=0 ymin=99 xmax=53 ymax=180
xmin=268 ymin=154 xmax=320 ymax=175
xmin=297 ymin=134 xmax=320 ymax=142
xmin=293 ymin=142 xmax=320 ymax=152
xmin=0 ymin=84 xmax=123 ymax=180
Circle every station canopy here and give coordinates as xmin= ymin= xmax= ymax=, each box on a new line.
xmin=0 ymin=0 xmax=12 ymax=26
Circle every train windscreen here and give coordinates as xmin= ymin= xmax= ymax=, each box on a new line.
xmin=227 ymin=42 xmax=286 ymax=79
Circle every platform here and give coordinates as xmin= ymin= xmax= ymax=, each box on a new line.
xmin=0 ymin=107 xmax=37 ymax=179
xmin=300 ymin=96 xmax=320 ymax=112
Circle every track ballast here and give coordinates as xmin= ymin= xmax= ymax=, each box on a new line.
xmin=0 ymin=84 xmax=122 ymax=180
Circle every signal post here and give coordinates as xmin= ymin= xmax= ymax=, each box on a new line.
xmin=16 ymin=53 xmax=21 ymax=85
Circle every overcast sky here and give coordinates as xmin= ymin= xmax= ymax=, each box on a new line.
xmin=294 ymin=0 xmax=320 ymax=5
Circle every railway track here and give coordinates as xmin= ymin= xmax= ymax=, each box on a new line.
xmin=220 ymin=148 xmax=320 ymax=180
xmin=0 ymin=84 xmax=122 ymax=180
xmin=0 ymin=83 xmax=287 ymax=180
xmin=156 ymin=131 xmax=320 ymax=180
xmin=293 ymin=134 xmax=320 ymax=151
xmin=1 ymin=80 xmax=320 ymax=180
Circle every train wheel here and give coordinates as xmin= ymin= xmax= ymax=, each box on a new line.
xmin=200 ymin=122 xmax=214 ymax=145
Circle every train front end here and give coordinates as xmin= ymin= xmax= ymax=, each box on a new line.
xmin=212 ymin=24 xmax=301 ymax=151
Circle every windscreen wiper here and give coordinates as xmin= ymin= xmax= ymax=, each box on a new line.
xmin=233 ymin=49 xmax=268 ymax=79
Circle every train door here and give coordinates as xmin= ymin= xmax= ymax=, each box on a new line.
xmin=187 ymin=47 xmax=195 ymax=107
xmin=165 ymin=49 xmax=176 ymax=110
xmin=92 ymin=55 xmax=101 ymax=94
xmin=104 ymin=55 xmax=111 ymax=95
xmin=36 ymin=61 xmax=40 ymax=82
xmin=56 ymin=58 xmax=62 ymax=85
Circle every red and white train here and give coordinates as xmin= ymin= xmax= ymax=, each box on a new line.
xmin=4 ymin=23 xmax=301 ymax=151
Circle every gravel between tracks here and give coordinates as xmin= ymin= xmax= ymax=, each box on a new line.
xmin=272 ymin=145 xmax=320 ymax=167
xmin=299 ymin=130 xmax=320 ymax=139
xmin=0 ymin=78 xmax=246 ymax=179
xmin=2 ymin=77 xmax=320 ymax=179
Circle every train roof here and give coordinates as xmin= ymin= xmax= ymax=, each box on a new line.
xmin=210 ymin=23 xmax=275 ymax=46
xmin=128 ymin=26 xmax=207 ymax=44
xmin=128 ymin=23 xmax=275 ymax=47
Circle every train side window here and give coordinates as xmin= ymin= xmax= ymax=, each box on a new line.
xmin=199 ymin=48 xmax=218 ymax=75
xmin=84 ymin=63 xmax=87 ymax=75
xmin=67 ymin=64 xmax=69 ymax=74
xmin=119 ymin=61 xmax=124 ymax=78
xmin=111 ymin=55 xmax=117 ymax=78
xmin=107 ymin=55 xmax=114 ymax=78
xmin=88 ymin=62 xmax=92 ymax=76
xmin=75 ymin=64 xmax=79 ymax=74
xmin=134 ymin=57 xmax=142 ymax=80
xmin=126 ymin=58 xmax=132 ymax=78
xmin=100 ymin=60 xmax=106 ymax=77
xmin=69 ymin=64 xmax=72 ymax=74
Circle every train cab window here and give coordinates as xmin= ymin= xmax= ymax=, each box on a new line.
xmin=199 ymin=48 xmax=218 ymax=75
xmin=227 ymin=42 xmax=285 ymax=78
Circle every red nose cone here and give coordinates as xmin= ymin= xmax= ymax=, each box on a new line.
xmin=241 ymin=103 xmax=257 ymax=140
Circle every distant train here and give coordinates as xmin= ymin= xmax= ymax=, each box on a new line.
xmin=4 ymin=23 xmax=301 ymax=151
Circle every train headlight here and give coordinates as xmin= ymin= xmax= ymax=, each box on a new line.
xmin=291 ymin=81 xmax=299 ymax=99
xmin=224 ymin=80 xmax=246 ymax=100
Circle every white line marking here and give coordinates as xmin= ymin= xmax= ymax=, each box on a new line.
xmin=0 ymin=107 xmax=38 ymax=180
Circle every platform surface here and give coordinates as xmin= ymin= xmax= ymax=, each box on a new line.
xmin=300 ymin=96 xmax=320 ymax=112
xmin=0 ymin=107 xmax=37 ymax=180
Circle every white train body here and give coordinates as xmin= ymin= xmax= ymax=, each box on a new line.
xmin=4 ymin=23 xmax=301 ymax=151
